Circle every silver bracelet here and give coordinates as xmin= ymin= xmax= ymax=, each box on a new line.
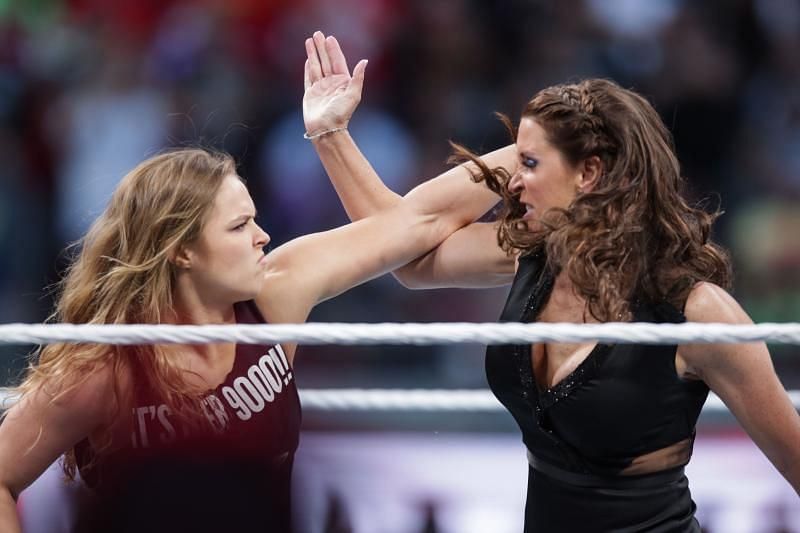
xmin=303 ymin=126 xmax=348 ymax=140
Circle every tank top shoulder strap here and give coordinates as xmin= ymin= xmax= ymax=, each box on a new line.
xmin=631 ymin=297 xmax=687 ymax=325
xmin=234 ymin=300 xmax=267 ymax=325
xmin=500 ymin=249 xmax=553 ymax=323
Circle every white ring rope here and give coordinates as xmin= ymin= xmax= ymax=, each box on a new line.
xmin=2 ymin=323 xmax=798 ymax=414
xmin=296 ymin=389 xmax=800 ymax=413
xmin=1 ymin=388 xmax=799 ymax=413
xmin=1 ymin=322 xmax=800 ymax=346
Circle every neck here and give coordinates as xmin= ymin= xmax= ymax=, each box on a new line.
xmin=168 ymin=282 xmax=238 ymax=365
xmin=550 ymin=271 xmax=590 ymax=315
xmin=169 ymin=278 xmax=236 ymax=326
xmin=551 ymin=270 xmax=575 ymax=295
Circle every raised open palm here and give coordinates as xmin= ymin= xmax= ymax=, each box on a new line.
xmin=303 ymin=32 xmax=367 ymax=137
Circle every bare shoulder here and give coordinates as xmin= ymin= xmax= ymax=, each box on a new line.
xmin=683 ymin=281 xmax=752 ymax=325
xmin=679 ymin=282 xmax=761 ymax=379
xmin=256 ymin=268 xmax=315 ymax=325
xmin=256 ymin=234 xmax=323 ymax=318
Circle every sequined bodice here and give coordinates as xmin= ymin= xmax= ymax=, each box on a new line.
xmin=485 ymin=252 xmax=709 ymax=475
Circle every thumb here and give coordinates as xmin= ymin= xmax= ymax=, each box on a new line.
xmin=349 ymin=59 xmax=368 ymax=99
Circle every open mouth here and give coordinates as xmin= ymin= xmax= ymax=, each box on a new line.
xmin=522 ymin=204 xmax=535 ymax=219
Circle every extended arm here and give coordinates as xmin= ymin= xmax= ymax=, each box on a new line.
xmin=303 ymin=32 xmax=517 ymax=288
xmin=257 ymin=199 xmax=480 ymax=343
xmin=681 ymin=283 xmax=800 ymax=494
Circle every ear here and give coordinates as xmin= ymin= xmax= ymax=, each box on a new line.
xmin=169 ymin=245 xmax=193 ymax=270
xmin=576 ymin=155 xmax=603 ymax=193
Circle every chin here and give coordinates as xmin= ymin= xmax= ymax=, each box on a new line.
xmin=524 ymin=219 xmax=542 ymax=232
xmin=224 ymin=283 xmax=262 ymax=303
xmin=248 ymin=276 xmax=268 ymax=298
xmin=238 ymin=285 xmax=261 ymax=301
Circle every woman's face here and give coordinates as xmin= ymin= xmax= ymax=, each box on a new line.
xmin=508 ymin=117 xmax=585 ymax=230
xmin=184 ymin=174 xmax=271 ymax=303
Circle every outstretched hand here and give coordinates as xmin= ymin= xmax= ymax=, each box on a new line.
xmin=303 ymin=31 xmax=367 ymax=137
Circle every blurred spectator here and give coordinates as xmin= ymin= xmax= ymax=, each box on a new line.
xmin=0 ymin=0 xmax=797 ymax=403
xmin=51 ymin=33 xmax=168 ymax=242
xmin=2 ymin=2 xmax=799 ymax=531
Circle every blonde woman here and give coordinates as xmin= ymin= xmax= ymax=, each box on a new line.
xmin=303 ymin=32 xmax=800 ymax=531
xmin=0 ymin=146 xmax=503 ymax=532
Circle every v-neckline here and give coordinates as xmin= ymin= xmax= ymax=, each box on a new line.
xmin=534 ymin=341 xmax=605 ymax=393
xmin=517 ymin=259 xmax=613 ymax=405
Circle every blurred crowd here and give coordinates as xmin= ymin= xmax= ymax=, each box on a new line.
xmin=1 ymin=0 xmax=799 ymax=393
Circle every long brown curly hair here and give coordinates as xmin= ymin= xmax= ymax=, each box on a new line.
xmin=454 ymin=78 xmax=731 ymax=321
xmin=11 ymin=148 xmax=237 ymax=479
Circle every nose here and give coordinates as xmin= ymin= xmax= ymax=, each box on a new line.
xmin=507 ymin=171 xmax=524 ymax=195
xmin=254 ymin=224 xmax=270 ymax=248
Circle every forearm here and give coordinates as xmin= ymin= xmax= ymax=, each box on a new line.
xmin=312 ymin=131 xmax=401 ymax=221
xmin=310 ymin=131 xmax=444 ymax=286
xmin=0 ymin=487 xmax=21 ymax=533
xmin=761 ymin=436 xmax=800 ymax=497
xmin=757 ymin=411 xmax=800 ymax=496
xmin=392 ymin=222 xmax=515 ymax=289
xmin=315 ymin=133 xmax=514 ymax=228
xmin=786 ymin=463 xmax=800 ymax=496
xmin=401 ymin=143 xmax=514 ymax=227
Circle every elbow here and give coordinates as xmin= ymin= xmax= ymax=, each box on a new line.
xmin=0 ymin=467 xmax=26 ymax=503
xmin=0 ymin=481 xmax=19 ymax=503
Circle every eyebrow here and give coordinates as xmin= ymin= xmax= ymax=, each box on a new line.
xmin=230 ymin=210 xmax=257 ymax=223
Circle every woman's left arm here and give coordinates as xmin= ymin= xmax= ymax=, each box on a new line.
xmin=255 ymin=202 xmax=456 ymax=328
xmin=681 ymin=282 xmax=800 ymax=494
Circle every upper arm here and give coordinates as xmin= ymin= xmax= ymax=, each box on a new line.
xmin=0 ymin=369 xmax=115 ymax=497
xmin=393 ymin=222 xmax=516 ymax=289
xmin=256 ymin=204 xmax=450 ymax=322
xmin=680 ymin=283 xmax=800 ymax=491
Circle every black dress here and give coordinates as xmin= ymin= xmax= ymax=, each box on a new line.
xmin=486 ymin=252 xmax=708 ymax=532
xmin=75 ymin=300 xmax=302 ymax=533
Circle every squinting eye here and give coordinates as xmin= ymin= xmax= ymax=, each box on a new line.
xmin=233 ymin=222 xmax=247 ymax=231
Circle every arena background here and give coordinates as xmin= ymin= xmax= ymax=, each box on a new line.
xmin=1 ymin=0 xmax=799 ymax=531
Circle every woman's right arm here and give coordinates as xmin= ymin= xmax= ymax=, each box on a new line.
xmin=304 ymin=32 xmax=517 ymax=288
xmin=0 ymin=369 xmax=113 ymax=531
xmin=312 ymin=131 xmax=517 ymax=288
xmin=681 ymin=283 xmax=800 ymax=494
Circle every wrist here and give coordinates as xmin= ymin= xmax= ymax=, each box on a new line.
xmin=304 ymin=126 xmax=348 ymax=141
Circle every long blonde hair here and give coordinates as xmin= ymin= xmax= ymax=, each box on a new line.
xmin=15 ymin=148 xmax=236 ymax=478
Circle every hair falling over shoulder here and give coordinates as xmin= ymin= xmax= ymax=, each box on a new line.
xmin=12 ymin=148 xmax=236 ymax=479
xmin=452 ymin=79 xmax=732 ymax=322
